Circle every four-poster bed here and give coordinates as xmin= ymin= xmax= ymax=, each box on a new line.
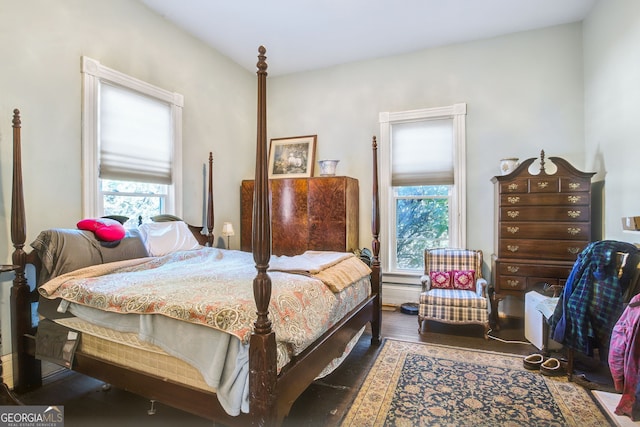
xmin=2 ymin=46 xmax=382 ymax=426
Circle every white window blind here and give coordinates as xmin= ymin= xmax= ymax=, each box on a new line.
xmin=100 ymin=83 xmax=173 ymax=184
xmin=391 ymin=119 xmax=453 ymax=186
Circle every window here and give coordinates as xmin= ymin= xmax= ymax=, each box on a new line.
xmin=81 ymin=56 xmax=183 ymax=227
xmin=379 ymin=104 xmax=467 ymax=279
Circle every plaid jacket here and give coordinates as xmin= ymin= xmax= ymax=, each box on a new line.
xmin=550 ymin=240 xmax=639 ymax=356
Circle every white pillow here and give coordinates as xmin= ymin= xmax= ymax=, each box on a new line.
xmin=138 ymin=221 xmax=201 ymax=257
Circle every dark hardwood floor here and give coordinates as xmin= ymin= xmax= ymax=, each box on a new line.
xmin=15 ymin=308 xmax=613 ymax=426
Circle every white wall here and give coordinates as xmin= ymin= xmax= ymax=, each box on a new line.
xmin=0 ymin=0 xmax=256 ymax=256
xmin=3 ymin=0 xmax=635 ymax=343
xmin=583 ymin=0 xmax=640 ymax=244
xmin=0 ymin=0 xmax=257 ymax=354
xmin=268 ymin=23 xmax=586 ymax=283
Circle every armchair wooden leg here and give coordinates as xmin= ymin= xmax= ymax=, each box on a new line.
xmin=418 ymin=316 xmax=428 ymax=334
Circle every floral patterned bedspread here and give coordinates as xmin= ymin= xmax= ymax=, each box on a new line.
xmin=38 ymin=248 xmax=371 ymax=354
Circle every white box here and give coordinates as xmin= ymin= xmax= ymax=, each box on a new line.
xmin=524 ymin=291 xmax=562 ymax=351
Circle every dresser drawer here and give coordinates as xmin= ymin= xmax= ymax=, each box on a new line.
xmin=495 ymin=275 xmax=527 ymax=291
xmin=528 ymin=177 xmax=559 ymax=193
xmin=499 ymin=222 xmax=590 ymax=240
xmin=500 ymin=206 xmax=590 ymax=222
xmin=500 ymin=193 xmax=590 ymax=207
xmin=560 ymin=178 xmax=591 ymax=193
xmin=498 ymin=239 xmax=587 ymax=261
xmin=495 ymin=275 xmax=567 ymax=293
xmin=494 ymin=260 xmax=573 ymax=293
xmin=496 ymin=261 xmax=573 ymax=278
xmin=499 ymin=179 xmax=529 ymax=194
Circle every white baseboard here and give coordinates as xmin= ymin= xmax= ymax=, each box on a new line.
xmin=2 ymin=353 xmax=13 ymax=389
xmin=381 ymin=283 xmax=420 ymax=306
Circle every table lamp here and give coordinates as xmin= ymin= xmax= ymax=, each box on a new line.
xmin=222 ymin=222 xmax=235 ymax=249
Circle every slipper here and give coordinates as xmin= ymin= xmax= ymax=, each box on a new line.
xmin=540 ymin=358 xmax=565 ymax=376
xmin=523 ymin=353 xmax=545 ymax=370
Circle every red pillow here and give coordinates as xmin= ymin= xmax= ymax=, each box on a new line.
xmin=452 ymin=270 xmax=476 ymax=290
xmin=429 ymin=271 xmax=452 ymax=289
xmin=77 ymin=218 xmax=126 ymax=242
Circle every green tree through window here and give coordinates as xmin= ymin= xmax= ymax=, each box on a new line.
xmin=395 ymin=185 xmax=450 ymax=269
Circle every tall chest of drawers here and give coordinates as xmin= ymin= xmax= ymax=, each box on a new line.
xmin=490 ymin=151 xmax=595 ymax=327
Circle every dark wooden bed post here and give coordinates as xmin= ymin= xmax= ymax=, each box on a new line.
xmin=206 ymin=152 xmax=215 ymax=245
xmin=370 ymin=136 xmax=382 ymax=345
xmin=188 ymin=152 xmax=215 ymax=246
xmin=10 ymin=109 xmax=41 ymax=392
xmin=249 ymin=46 xmax=277 ymax=426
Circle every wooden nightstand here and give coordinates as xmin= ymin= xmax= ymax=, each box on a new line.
xmin=0 ymin=264 xmax=22 ymax=405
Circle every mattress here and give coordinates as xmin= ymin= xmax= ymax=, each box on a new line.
xmin=55 ymin=316 xmax=214 ymax=392
xmin=54 ymin=315 xmax=365 ymax=398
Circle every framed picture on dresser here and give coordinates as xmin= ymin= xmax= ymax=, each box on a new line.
xmin=268 ymin=135 xmax=317 ymax=178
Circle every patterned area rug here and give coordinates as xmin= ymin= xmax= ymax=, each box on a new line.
xmin=342 ymin=339 xmax=611 ymax=426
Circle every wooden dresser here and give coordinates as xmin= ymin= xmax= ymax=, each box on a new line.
xmin=241 ymin=176 xmax=359 ymax=256
xmin=490 ymin=151 xmax=595 ymax=327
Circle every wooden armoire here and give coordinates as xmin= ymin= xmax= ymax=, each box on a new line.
xmin=490 ymin=151 xmax=596 ymax=327
xmin=240 ymin=176 xmax=359 ymax=256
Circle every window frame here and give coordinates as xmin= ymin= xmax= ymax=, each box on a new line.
xmin=379 ymin=103 xmax=467 ymax=282
xmin=81 ymin=56 xmax=184 ymax=220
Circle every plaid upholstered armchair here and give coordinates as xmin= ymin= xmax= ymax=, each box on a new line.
xmin=418 ymin=248 xmax=490 ymax=339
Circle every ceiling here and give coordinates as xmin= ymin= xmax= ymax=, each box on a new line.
xmin=140 ymin=0 xmax=597 ymax=76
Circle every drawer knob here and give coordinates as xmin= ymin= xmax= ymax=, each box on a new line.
xmin=567 ymin=195 xmax=581 ymax=204
xmin=537 ymin=181 xmax=549 ymax=189
xmin=568 ymin=247 xmax=581 ymax=255
xmin=507 ymin=196 xmax=520 ymax=204
xmin=507 ymin=266 xmax=520 ymax=273
xmin=568 ymin=182 xmax=582 ymax=190
xmin=508 ymin=183 xmax=519 ymax=191
xmin=567 ymin=227 xmax=581 ymax=236
xmin=507 ymin=210 xmax=520 ymax=218
xmin=507 ymin=245 xmax=519 ymax=252
xmin=506 ymin=279 xmax=520 ymax=288
xmin=507 ymin=226 xmax=519 ymax=234
xmin=567 ymin=210 xmax=581 ymax=218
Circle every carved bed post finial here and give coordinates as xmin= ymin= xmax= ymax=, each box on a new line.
xmin=12 ymin=108 xmax=20 ymax=127
xmin=539 ymin=150 xmax=546 ymax=173
xmin=257 ymin=45 xmax=267 ymax=75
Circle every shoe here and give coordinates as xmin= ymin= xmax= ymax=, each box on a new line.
xmin=523 ymin=353 xmax=545 ymax=370
xmin=540 ymin=358 xmax=565 ymax=376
